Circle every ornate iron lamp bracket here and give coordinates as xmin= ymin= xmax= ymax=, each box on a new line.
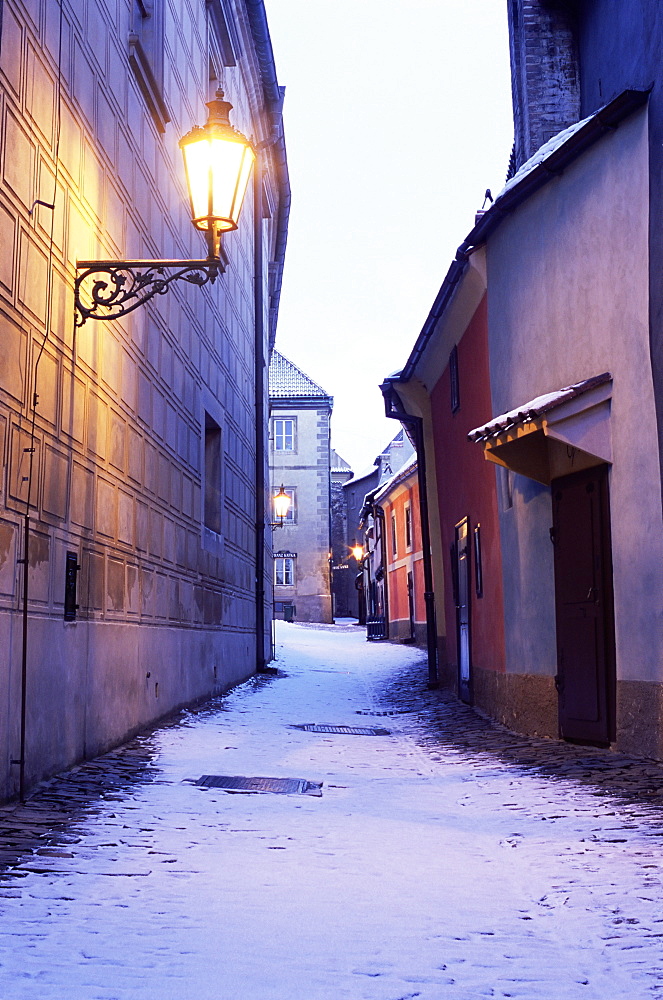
xmin=74 ymin=257 xmax=224 ymax=326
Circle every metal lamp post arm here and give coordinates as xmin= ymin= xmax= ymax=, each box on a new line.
xmin=74 ymin=257 xmax=224 ymax=326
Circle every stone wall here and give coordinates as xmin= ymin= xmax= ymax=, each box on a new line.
xmin=0 ymin=0 xmax=286 ymax=799
xmin=508 ymin=0 xmax=581 ymax=168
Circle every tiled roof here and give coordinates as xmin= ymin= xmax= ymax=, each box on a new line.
xmin=268 ymin=350 xmax=331 ymax=399
xmin=468 ymin=373 xmax=612 ymax=442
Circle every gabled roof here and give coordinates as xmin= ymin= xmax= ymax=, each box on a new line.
xmin=331 ymin=449 xmax=352 ymax=473
xmin=388 ymin=88 xmax=649 ymax=386
xmin=268 ymin=350 xmax=332 ymax=400
xmin=374 ymin=455 xmax=418 ymax=504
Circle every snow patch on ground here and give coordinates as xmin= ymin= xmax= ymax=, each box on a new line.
xmin=0 ymin=622 xmax=662 ymax=999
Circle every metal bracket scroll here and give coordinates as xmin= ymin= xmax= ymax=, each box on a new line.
xmin=74 ymin=258 xmax=224 ymax=326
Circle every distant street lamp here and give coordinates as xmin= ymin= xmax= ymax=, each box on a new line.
xmin=351 ymin=539 xmax=366 ymax=626
xmin=272 ymin=485 xmax=292 ymax=528
xmin=74 ymin=89 xmax=255 ymax=325
xmin=351 ymin=540 xmax=364 ymax=562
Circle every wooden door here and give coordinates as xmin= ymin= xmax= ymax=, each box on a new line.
xmin=552 ymin=465 xmax=616 ymax=745
xmin=455 ymin=516 xmax=472 ymax=703
xmin=407 ymin=571 xmax=415 ymax=641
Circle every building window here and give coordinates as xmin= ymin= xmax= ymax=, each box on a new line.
xmin=450 ymin=344 xmax=460 ymax=413
xmin=129 ymin=0 xmax=170 ymax=133
xmin=273 ymin=417 xmax=296 ymax=452
xmin=206 ymin=0 xmax=239 ymax=68
xmin=204 ymin=412 xmax=222 ymax=534
xmin=404 ymin=503 xmax=412 ymax=551
xmin=273 ymin=486 xmax=296 ymax=523
xmin=275 ymin=557 xmax=294 ymax=586
xmin=391 ymin=512 xmax=397 ymax=557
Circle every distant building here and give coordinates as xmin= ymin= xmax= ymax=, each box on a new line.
xmin=344 ymin=430 xmax=415 ymax=627
xmin=329 ymin=449 xmax=354 ymax=618
xmin=268 ymin=351 xmax=333 ymax=623
xmin=371 ymin=456 xmax=426 ymax=644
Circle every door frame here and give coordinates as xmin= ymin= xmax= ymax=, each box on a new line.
xmin=551 ymin=464 xmax=616 ymax=745
xmin=455 ymin=515 xmax=472 ymax=704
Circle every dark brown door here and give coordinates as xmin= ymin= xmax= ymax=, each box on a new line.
xmin=552 ymin=465 xmax=616 ymax=745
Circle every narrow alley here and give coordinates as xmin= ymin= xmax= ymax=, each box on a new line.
xmin=1 ymin=622 xmax=663 ymax=1000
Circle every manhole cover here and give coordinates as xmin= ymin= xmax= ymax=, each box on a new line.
xmin=356 ymin=709 xmax=409 ymax=717
xmin=194 ymin=775 xmax=322 ymax=795
xmin=293 ymin=724 xmax=391 ymax=736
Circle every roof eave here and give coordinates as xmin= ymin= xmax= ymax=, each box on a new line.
xmin=391 ymin=87 xmax=650 ymax=388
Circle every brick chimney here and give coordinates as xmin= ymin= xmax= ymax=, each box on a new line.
xmin=507 ymin=0 xmax=581 ymax=172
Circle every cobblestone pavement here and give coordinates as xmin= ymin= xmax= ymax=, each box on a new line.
xmin=0 ymin=623 xmax=662 ymax=999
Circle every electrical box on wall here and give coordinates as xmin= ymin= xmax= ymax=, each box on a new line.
xmin=64 ymin=552 xmax=80 ymax=622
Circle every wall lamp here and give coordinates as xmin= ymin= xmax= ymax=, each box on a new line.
xmin=351 ymin=540 xmax=364 ymax=562
xmin=271 ymin=485 xmax=291 ymax=528
xmin=74 ymin=89 xmax=255 ymax=326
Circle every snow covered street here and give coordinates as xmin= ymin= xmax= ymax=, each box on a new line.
xmin=1 ymin=621 xmax=663 ymax=999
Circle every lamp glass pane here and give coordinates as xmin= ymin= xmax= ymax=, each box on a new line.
xmin=231 ymin=146 xmax=256 ymax=222
xmin=211 ymin=139 xmax=255 ymax=228
xmin=183 ymin=139 xmax=213 ymax=227
xmin=273 ymin=489 xmax=291 ymax=520
xmin=183 ymin=136 xmax=255 ymax=231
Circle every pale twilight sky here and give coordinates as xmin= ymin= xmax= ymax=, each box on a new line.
xmin=265 ymin=1 xmax=514 ymax=474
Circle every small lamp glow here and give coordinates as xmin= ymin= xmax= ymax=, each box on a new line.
xmin=180 ymin=89 xmax=256 ymax=259
xmin=351 ymin=541 xmax=364 ymax=562
xmin=273 ymin=485 xmax=291 ymax=526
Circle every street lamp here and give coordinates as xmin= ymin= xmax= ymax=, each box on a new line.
xmin=271 ymin=484 xmax=291 ymax=528
xmin=74 ymin=89 xmax=255 ymax=325
xmin=351 ymin=540 xmax=364 ymax=562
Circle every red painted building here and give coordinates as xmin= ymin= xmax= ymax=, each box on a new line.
xmin=373 ymin=458 xmax=427 ymax=644
xmin=428 ymin=290 xmax=506 ymax=702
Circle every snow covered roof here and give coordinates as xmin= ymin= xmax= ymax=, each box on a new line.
xmin=468 ymin=373 xmax=612 ymax=442
xmin=344 ymin=463 xmax=379 ymax=488
xmin=392 ymin=89 xmax=649 ymax=386
xmin=494 ymin=115 xmax=594 ymax=205
xmin=373 ymin=455 xmax=418 ymax=504
xmin=269 ymin=350 xmax=331 ymax=399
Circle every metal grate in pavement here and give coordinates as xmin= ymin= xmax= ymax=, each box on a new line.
xmin=356 ymin=709 xmax=409 ymax=717
xmin=293 ymin=724 xmax=391 ymax=736
xmin=194 ymin=775 xmax=323 ymax=795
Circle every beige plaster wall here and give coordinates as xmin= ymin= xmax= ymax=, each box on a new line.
xmin=487 ymin=108 xmax=663 ymax=686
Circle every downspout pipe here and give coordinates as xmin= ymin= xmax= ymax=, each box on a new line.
xmin=380 ymin=380 xmax=438 ymax=688
xmin=253 ymin=158 xmax=269 ymax=673
xmin=245 ymin=0 xmax=291 ymax=670
xmin=244 ymin=0 xmax=291 ymax=350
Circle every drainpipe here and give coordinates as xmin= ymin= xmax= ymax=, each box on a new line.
xmin=254 ymin=158 xmax=268 ymax=673
xmin=381 ymin=384 xmax=438 ymax=687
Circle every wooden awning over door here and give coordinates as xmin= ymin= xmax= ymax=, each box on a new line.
xmin=468 ymin=373 xmax=612 ymax=485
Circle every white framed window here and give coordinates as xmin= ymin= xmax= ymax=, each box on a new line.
xmin=275 ymin=556 xmax=295 ymax=586
xmin=273 ymin=486 xmax=296 ymax=523
xmin=391 ymin=512 xmax=397 ymax=557
xmin=404 ymin=503 xmax=412 ymax=551
xmin=273 ymin=417 xmax=296 ymax=452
